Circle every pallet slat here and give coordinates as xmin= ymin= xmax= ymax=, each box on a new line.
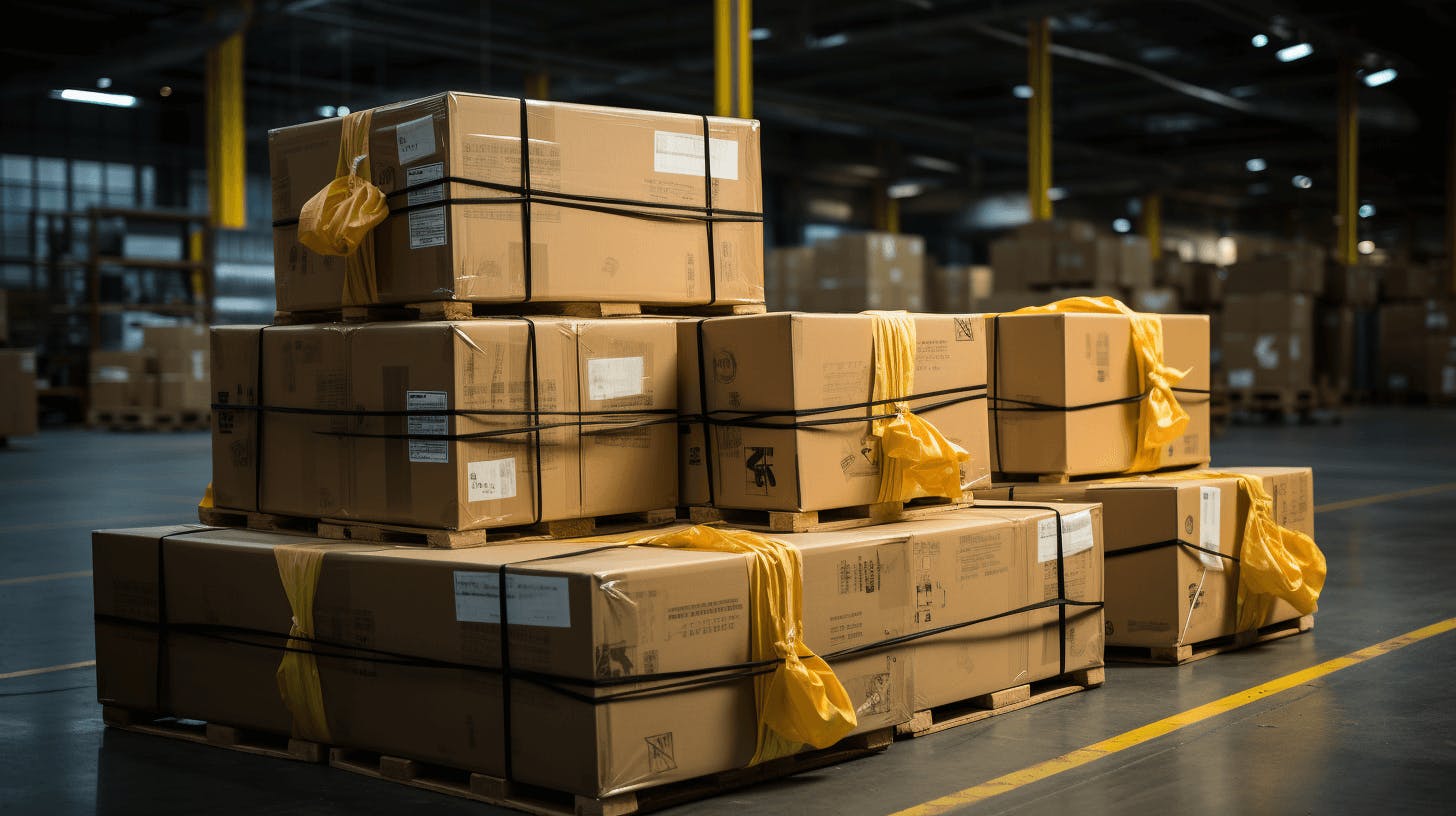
xmin=1106 ymin=614 xmax=1314 ymax=665
xmin=896 ymin=667 xmax=1104 ymax=739
xmin=689 ymin=497 xmax=971 ymax=534
xmin=102 ymin=706 xmax=324 ymax=763
xmin=88 ymin=408 xmax=211 ymax=432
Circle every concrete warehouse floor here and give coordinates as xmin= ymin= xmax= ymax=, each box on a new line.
xmin=2 ymin=408 xmax=1454 ymax=815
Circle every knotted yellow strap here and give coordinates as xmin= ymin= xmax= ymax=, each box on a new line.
xmin=273 ymin=543 xmax=334 ymax=743
xmin=1008 ymin=296 xmax=1190 ymax=473
xmin=619 ymin=525 xmax=857 ymax=764
xmin=864 ymin=311 xmax=970 ymax=503
xmin=297 ymin=109 xmax=388 ymax=306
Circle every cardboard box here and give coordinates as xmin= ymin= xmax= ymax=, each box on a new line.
xmin=1225 ymin=248 xmax=1325 ymax=295
xmin=1222 ymin=293 xmax=1314 ymax=391
xmin=270 ymin=93 xmax=764 ymax=312
xmin=1381 ymin=264 xmax=1441 ymax=301
xmin=812 ymin=233 xmax=925 ymax=312
xmin=1129 ymin=287 xmax=1180 ymax=314
xmin=89 ymin=350 xmax=157 ymax=410
xmin=766 ymin=246 xmax=817 ymax=311
xmin=92 ymin=524 xmax=913 ymax=797
xmin=0 ymin=349 xmax=38 ymax=437
xmin=1113 ymin=236 xmax=1153 ymax=290
xmin=0 ymin=289 xmax=7 ymax=344
xmin=144 ymin=325 xmax=210 ymax=412
xmin=975 ymin=477 xmax=1300 ymax=648
xmin=1324 ymin=264 xmax=1379 ymax=307
xmin=1316 ymin=306 xmax=1355 ymax=394
xmin=698 ymin=312 xmax=990 ymax=511
xmin=991 ymin=238 xmax=1048 ymax=291
xmin=986 ymin=312 xmax=1210 ymax=476
xmin=1187 ymin=263 xmax=1226 ymax=307
xmin=926 ymin=264 xmax=993 ymax=313
xmin=1051 ymin=237 xmax=1120 ymax=289
xmin=210 ymin=326 xmax=263 ymax=512
xmin=210 ymin=318 xmax=679 ymax=527
xmin=1378 ymin=300 xmax=1456 ymax=399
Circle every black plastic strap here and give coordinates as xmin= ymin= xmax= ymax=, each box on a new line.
xmin=694 ymin=318 xmax=717 ymax=505
xmin=701 ymin=115 xmax=718 ymax=305
xmin=525 ymin=319 xmax=544 ymax=526
xmin=152 ymin=527 xmax=204 ymax=714
xmin=693 ymin=386 xmax=988 ymax=430
xmin=520 ymin=99 xmax=533 ymax=303
xmin=991 ymin=386 xmax=1212 ymax=414
xmin=1105 ymin=538 xmax=1236 ymax=563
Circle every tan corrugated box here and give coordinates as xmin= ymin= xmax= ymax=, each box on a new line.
xmin=0 ymin=349 xmax=38 ymax=437
xmin=90 ymin=350 xmax=156 ymax=411
xmin=697 ymin=312 xmax=990 ymax=511
xmin=270 ymin=93 xmax=763 ymax=312
xmin=1222 ymin=293 xmax=1314 ymax=391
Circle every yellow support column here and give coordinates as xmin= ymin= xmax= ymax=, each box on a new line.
xmin=874 ymin=187 xmax=901 ymax=234
xmin=1027 ymin=18 xmax=1053 ymax=221
xmin=1143 ymin=193 xmax=1162 ymax=260
xmin=714 ymin=0 xmax=752 ymax=118
xmin=1336 ymin=58 xmax=1359 ymax=266
xmin=525 ymin=72 xmax=550 ymax=100
xmin=206 ymin=24 xmax=247 ymax=230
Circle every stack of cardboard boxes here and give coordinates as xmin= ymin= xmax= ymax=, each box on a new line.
xmin=774 ymin=232 xmax=926 ymax=312
xmin=0 ymin=289 xmax=39 ymax=441
xmin=989 ymin=220 xmax=1155 ymax=307
xmin=88 ymin=324 xmax=210 ymax=426
xmin=1219 ymin=247 xmax=1323 ymax=396
xmin=1317 ymin=263 xmax=1380 ymax=401
xmin=93 ymin=94 xmax=1320 ymax=811
xmin=1376 ymin=263 xmax=1455 ymax=402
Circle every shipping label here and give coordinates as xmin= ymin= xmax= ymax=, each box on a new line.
xmin=406 ymin=390 xmax=449 ymax=464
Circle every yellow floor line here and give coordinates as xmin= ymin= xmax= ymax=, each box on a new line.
xmin=889 ymin=617 xmax=1456 ymax=816
xmin=1314 ymin=482 xmax=1456 ymax=514
xmin=0 ymin=660 xmax=97 ymax=681
xmin=0 ymin=570 xmax=92 ymax=587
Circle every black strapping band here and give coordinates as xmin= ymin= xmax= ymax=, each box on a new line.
xmin=1105 ymin=538 xmax=1236 ymax=562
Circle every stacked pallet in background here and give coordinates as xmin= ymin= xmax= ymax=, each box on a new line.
xmin=0 ymin=348 xmax=38 ymax=444
xmin=1317 ymin=262 xmax=1380 ymax=405
xmin=88 ymin=324 xmax=211 ymax=431
xmin=1376 ymin=263 xmax=1455 ymax=403
xmin=989 ymin=219 xmax=1154 ymax=305
xmin=1218 ymin=245 xmax=1327 ymax=420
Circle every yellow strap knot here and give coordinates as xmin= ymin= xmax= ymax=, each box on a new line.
xmin=273 ymin=543 xmax=334 ymax=743
xmin=296 ymin=109 xmax=389 ymax=305
xmin=865 ymin=310 xmax=971 ymax=503
xmin=1008 ymin=296 xmax=1190 ymax=473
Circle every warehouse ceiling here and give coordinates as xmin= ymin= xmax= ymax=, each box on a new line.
xmin=4 ymin=0 xmax=1454 ymax=249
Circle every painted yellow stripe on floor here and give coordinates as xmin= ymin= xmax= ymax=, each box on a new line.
xmin=0 ymin=660 xmax=97 ymax=681
xmin=0 ymin=570 xmax=92 ymax=587
xmin=890 ymin=617 xmax=1456 ymax=816
xmin=1314 ymin=482 xmax=1456 ymax=514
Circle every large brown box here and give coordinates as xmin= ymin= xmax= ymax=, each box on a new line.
xmin=270 ymin=93 xmax=763 ymax=312
xmin=676 ymin=318 xmax=711 ymax=507
xmin=1378 ymin=300 xmax=1456 ymax=399
xmin=89 ymin=350 xmax=157 ymax=411
xmin=0 ymin=349 xmax=38 ymax=437
xmin=1224 ymin=248 xmax=1325 ymax=295
xmin=1222 ymin=293 xmax=1314 ymax=391
xmin=1113 ymin=235 xmax=1153 ymax=290
xmin=143 ymin=325 xmax=210 ymax=412
xmin=697 ymin=312 xmax=991 ymax=511
xmin=1316 ymin=306 xmax=1356 ymax=394
xmin=1324 ymin=264 xmax=1379 ymax=307
xmin=1052 ymin=237 xmax=1119 ymax=289
xmin=976 ymin=473 xmax=1307 ymax=649
xmin=92 ymin=524 xmax=912 ymax=798
xmin=812 ymin=233 xmax=925 ymax=312
xmin=986 ymin=312 xmax=1210 ymax=476
xmin=766 ymin=245 xmax=817 ymax=311
xmin=1381 ymin=264 xmax=1442 ymax=301
xmin=210 ymin=318 xmax=678 ymax=528
xmin=925 ymin=264 xmax=993 ymax=313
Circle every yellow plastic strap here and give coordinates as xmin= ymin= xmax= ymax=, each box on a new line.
xmin=619 ymin=525 xmax=857 ymax=764
xmin=297 ymin=109 xmax=388 ymax=306
xmin=864 ymin=310 xmax=970 ymax=503
xmin=198 ymin=481 xmax=215 ymax=510
xmin=1007 ymin=296 xmax=1190 ymax=472
xmin=273 ymin=543 xmax=334 ymax=743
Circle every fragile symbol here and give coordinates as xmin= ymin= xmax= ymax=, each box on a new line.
xmin=745 ymin=446 xmax=776 ymax=492
xmin=645 ymin=732 xmax=677 ymax=773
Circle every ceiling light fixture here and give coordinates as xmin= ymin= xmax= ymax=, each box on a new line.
xmin=52 ymin=89 xmax=138 ymax=108
xmin=1012 ymin=84 xmax=1033 ymax=99
xmin=1363 ymin=68 xmax=1398 ymax=87
xmin=1357 ymin=240 xmax=1374 ymax=255
xmin=1251 ymin=34 xmax=1269 ymax=48
xmin=1246 ymin=157 xmax=1267 ymax=172
xmin=1359 ymin=203 xmax=1375 ymax=218
xmin=1276 ymin=42 xmax=1313 ymax=62
xmin=1292 ymin=174 xmax=1313 ymax=189
xmin=1112 ymin=218 xmax=1132 ymax=233
xmin=750 ymin=27 xmax=771 ymax=41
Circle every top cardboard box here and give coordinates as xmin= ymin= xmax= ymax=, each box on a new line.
xmin=270 ymin=93 xmax=764 ymax=312
xmin=986 ymin=312 xmax=1210 ymax=476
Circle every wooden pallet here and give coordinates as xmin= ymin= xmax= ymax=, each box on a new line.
xmin=895 ymin=667 xmax=1104 ymax=739
xmin=1226 ymin=387 xmax=1317 ymax=418
xmin=275 ymin=300 xmax=765 ymax=324
xmin=1106 ymin=614 xmax=1314 ymax=665
xmin=993 ymin=463 xmax=1207 ymax=486
xmin=196 ymin=506 xmax=322 ymax=535
xmin=88 ymin=408 xmax=211 ymax=431
xmin=101 ymin=706 xmax=325 ymax=763
xmin=330 ymin=726 xmax=893 ymax=816
xmin=688 ymin=496 xmax=971 ymax=534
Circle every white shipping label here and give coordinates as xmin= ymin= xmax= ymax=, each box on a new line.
xmin=652 ymin=131 xmax=740 ymax=181
xmin=1037 ymin=509 xmax=1096 ymax=563
xmin=408 ymin=207 xmax=447 ymax=249
xmin=406 ymin=390 xmax=449 ymax=464
xmin=396 ymin=115 xmax=437 ymax=164
xmin=191 ymin=350 xmax=205 ymax=381
xmin=450 ymin=572 xmax=570 ymax=628
xmin=1254 ymin=334 xmax=1279 ymax=369
xmin=1428 ymin=311 xmax=1449 ymax=330
xmin=19 ymin=353 xmax=35 ymax=374
xmin=1289 ymin=335 xmax=1302 ymax=361
xmin=588 ymin=356 xmax=646 ymax=401
xmin=1198 ymin=486 xmax=1224 ymax=571
xmin=95 ymin=365 xmax=130 ymax=383
xmin=1228 ymin=368 xmax=1254 ymax=388
xmin=406 ymin=162 xmax=446 ymax=206
xmin=468 ymin=458 xmax=517 ymax=502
